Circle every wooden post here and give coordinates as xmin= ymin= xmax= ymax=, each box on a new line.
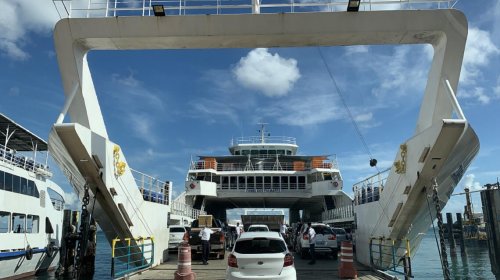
xmin=455 ymin=213 xmax=466 ymax=255
xmin=446 ymin=213 xmax=455 ymax=250
xmin=480 ymin=184 xmax=500 ymax=278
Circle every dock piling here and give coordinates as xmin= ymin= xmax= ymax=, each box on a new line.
xmin=455 ymin=213 xmax=466 ymax=255
xmin=480 ymin=183 xmax=500 ymax=278
xmin=445 ymin=213 xmax=455 ymax=250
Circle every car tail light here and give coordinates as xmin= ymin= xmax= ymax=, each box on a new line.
xmin=183 ymin=232 xmax=189 ymax=241
xmin=328 ymin=234 xmax=336 ymax=240
xmin=302 ymin=233 xmax=309 ymax=240
xmin=228 ymin=253 xmax=238 ymax=268
xmin=220 ymin=233 xmax=225 ymax=243
xmin=283 ymin=253 xmax=294 ymax=267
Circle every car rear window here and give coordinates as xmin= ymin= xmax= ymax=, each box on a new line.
xmin=170 ymin=227 xmax=185 ymax=233
xmin=235 ymin=238 xmax=287 ymax=254
xmin=333 ymin=228 xmax=346 ymax=235
xmin=248 ymin=227 xmax=268 ymax=232
xmin=312 ymin=226 xmax=333 ymax=235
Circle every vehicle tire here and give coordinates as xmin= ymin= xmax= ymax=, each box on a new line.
xmin=331 ymin=249 xmax=338 ymax=260
xmin=25 ymin=246 xmax=33 ymax=260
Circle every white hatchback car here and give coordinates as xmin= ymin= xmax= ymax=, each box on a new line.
xmin=168 ymin=225 xmax=189 ymax=250
xmin=226 ymin=232 xmax=296 ymax=280
xmin=247 ymin=224 xmax=270 ymax=232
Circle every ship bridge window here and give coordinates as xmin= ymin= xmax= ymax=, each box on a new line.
xmin=47 ymin=188 xmax=65 ymax=211
xmin=242 ymin=150 xmax=250 ymax=156
xmin=26 ymin=215 xmax=39 ymax=233
xmin=12 ymin=213 xmax=25 ymax=233
xmin=4 ymin=172 xmax=13 ymax=192
xmin=13 ymin=175 xmax=20 ymax=193
xmin=323 ymin=173 xmax=332 ymax=180
xmin=286 ymin=150 xmax=292 ymax=155
xmin=277 ymin=150 xmax=285 ymax=155
xmin=235 ymin=150 xmax=240 ymax=155
xmin=268 ymin=150 xmax=276 ymax=155
xmin=0 ymin=211 xmax=9 ymax=233
xmin=251 ymin=150 xmax=258 ymax=155
xmin=259 ymin=150 xmax=268 ymax=155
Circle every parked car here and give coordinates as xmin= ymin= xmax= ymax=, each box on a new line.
xmin=295 ymin=223 xmax=337 ymax=259
xmin=168 ymin=225 xmax=189 ymax=250
xmin=247 ymin=224 xmax=270 ymax=232
xmin=331 ymin=227 xmax=347 ymax=248
xmin=226 ymin=231 xmax=296 ymax=280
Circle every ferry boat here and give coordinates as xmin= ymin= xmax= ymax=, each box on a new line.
xmin=0 ymin=114 xmax=64 ymax=279
xmin=184 ymin=124 xmax=353 ymax=224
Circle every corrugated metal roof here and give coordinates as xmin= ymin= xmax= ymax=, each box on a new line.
xmin=0 ymin=113 xmax=48 ymax=151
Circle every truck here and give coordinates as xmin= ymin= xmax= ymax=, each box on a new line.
xmin=187 ymin=215 xmax=226 ymax=259
xmin=241 ymin=214 xmax=285 ymax=232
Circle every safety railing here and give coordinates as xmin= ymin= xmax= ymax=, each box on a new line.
xmin=218 ymin=182 xmax=307 ymax=191
xmin=232 ymin=135 xmax=296 ymax=145
xmin=111 ymin=236 xmax=154 ymax=279
xmin=369 ymin=237 xmax=413 ymax=278
xmin=131 ymin=169 xmax=171 ymax=205
xmin=322 ymin=205 xmax=354 ymax=221
xmin=190 ymin=159 xmax=337 ymax=172
xmin=353 ymin=168 xmax=390 ymax=205
xmin=170 ymin=200 xmax=206 ymax=219
xmin=0 ymin=144 xmax=52 ymax=177
xmin=54 ymin=0 xmax=457 ymax=18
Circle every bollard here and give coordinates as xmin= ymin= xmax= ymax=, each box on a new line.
xmin=339 ymin=241 xmax=357 ymax=279
xmin=174 ymin=242 xmax=196 ymax=280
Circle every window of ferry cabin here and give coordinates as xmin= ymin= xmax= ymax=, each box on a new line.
xmin=0 ymin=211 xmax=9 ymax=233
xmin=12 ymin=213 xmax=25 ymax=233
xmin=27 ymin=215 xmax=39 ymax=233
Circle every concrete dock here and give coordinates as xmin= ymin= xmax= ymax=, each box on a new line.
xmin=130 ymin=251 xmax=395 ymax=280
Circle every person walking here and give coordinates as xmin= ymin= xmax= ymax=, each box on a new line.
xmin=236 ymin=222 xmax=241 ymax=238
xmin=280 ymin=222 xmax=287 ymax=241
xmin=199 ymin=225 xmax=214 ymax=265
xmin=307 ymin=222 xmax=316 ymax=265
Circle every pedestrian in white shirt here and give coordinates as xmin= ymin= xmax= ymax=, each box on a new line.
xmin=236 ymin=222 xmax=241 ymax=238
xmin=307 ymin=222 xmax=316 ymax=265
xmin=199 ymin=226 xmax=214 ymax=265
xmin=280 ymin=223 xmax=287 ymax=239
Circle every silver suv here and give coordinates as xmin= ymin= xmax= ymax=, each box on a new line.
xmin=295 ymin=223 xmax=337 ymax=259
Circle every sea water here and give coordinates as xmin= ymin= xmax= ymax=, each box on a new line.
xmin=36 ymin=229 xmax=495 ymax=279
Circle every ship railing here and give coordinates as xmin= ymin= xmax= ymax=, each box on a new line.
xmin=0 ymin=143 xmax=52 ymax=177
xmin=232 ymin=136 xmax=296 ymax=145
xmin=352 ymin=168 xmax=390 ymax=206
xmin=111 ymin=236 xmax=154 ymax=278
xmin=55 ymin=0 xmax=458 ymax=19
xmin=170 ymin=201 xmax=206 ymax=219
xmin=131 ymin=169 xmax=171 ymax=205
xmin=322 ymin=205 xmax=354 ymax=221
xmin=369 ymin=237 xmax=413 ymax=278
xmin=190 ymin=160 xmax=338 ymax=172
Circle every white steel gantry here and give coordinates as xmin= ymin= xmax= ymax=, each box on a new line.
xmin=49 ymin=0 xmax=478 ymax=269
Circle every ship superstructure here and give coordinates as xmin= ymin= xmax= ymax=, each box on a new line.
xmin=184 ymin=124 xmax=352 ymax=223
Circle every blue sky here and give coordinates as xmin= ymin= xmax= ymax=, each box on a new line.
xmin=1 ymin=0 xmax=499 ymax=218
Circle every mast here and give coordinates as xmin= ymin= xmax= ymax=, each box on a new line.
xmin=258 ymin=122 xmax=268 ymax=143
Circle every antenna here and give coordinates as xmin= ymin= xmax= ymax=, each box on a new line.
xmin=257 ymin=122 xmax=268 ymax=143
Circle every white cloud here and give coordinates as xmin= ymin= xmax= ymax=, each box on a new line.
xmin=460 ymin=28 xmax=500 ymax=85
xmin=354 ymin=112 xmax=373 ymax=122
xmin=233 ymin=48 xmax=301 ymax=97
xmin=129 ymin=113 xmax=157 ymax=145
xmin=64 ymin=191 xmax=80 ymax=210
xmin=0 ymin=0 xmax=60 ymax=60
xmin=461 ymin=174 xmax=482 ymax=191
xmin=345 ymin=45 xmax=369 ymax=55
xmin=458 ymin=87 xmax=491 ymax=105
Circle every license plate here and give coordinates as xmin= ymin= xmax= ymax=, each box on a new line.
xmin=316 ymin=241 xmax=327 ymax=246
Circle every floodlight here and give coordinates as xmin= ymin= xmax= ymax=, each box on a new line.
xmin=347 ymin=0 xmax=360 ymax=12
xmin=152 ymin=5 xmax=165 ymax=16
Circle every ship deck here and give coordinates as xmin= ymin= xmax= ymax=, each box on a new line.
xmin=131 ymin=250 xmax=394 ymax=280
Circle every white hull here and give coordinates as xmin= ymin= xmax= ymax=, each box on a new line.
xmin=0 ymin=251 xmax=59 ymax=280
